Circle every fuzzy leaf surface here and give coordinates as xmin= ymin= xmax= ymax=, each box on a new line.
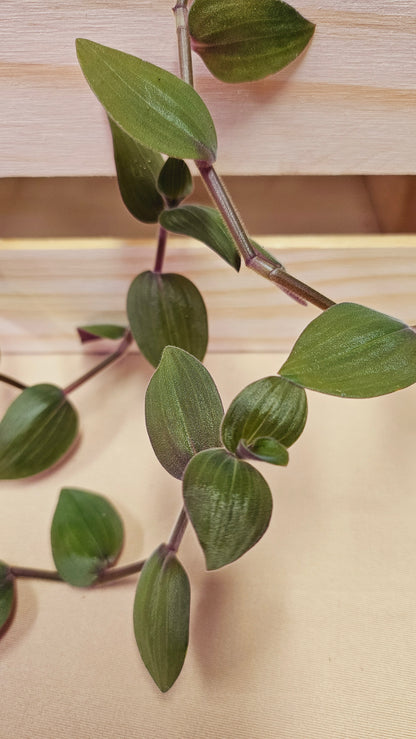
xmin=76 ymin=39 xmax=217 ymax=162
xmin=51 ymin=488 xmax=124 ymax=587
xmin=189 ymin=0 xmax=315 ymax=83
xmin=221 ymin=376 xmax=307 ymax=455
xmin=109 ymin=119 xmax=164 ymax=223
xmin=157 ymin=158 xmax=193 ymax=205
xmin=127 ymin=271 xmax=208 ymax=367
xmin=0 ymin=384 xmax=78 ymax=479
xmin=133 ymin=544 xmax=190 ymax=692
xmin=183 ymin=448 xmax=273 ymax=569
xmin=279 ymin=303 xmax=416 ymax=398
xmin=0 ymin=562 xmax=15 ymax=630
xmin=159 ymin=205 xmax=241 ymax=271
xmin=145 ymin=347 xmax=224 ymax=479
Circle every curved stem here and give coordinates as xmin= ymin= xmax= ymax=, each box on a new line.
xmin=173 ymin=3 xmax=335 ymax=312
xmin=168 ymin=507 xmax=188 ymax=552
xmin=63 ymin=330 xmax=133 ymax=395
xmin=154 ymin=225 xmax=168 ymax=273
xmin=0 ymin=374 xmax=27 ymax=391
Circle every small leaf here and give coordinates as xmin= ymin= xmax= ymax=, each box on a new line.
xmin=77 ymin=324 xmax=127 ymax=343
xmin=157 ymin=158 xmax=193 ymax=205
xmin=0 ymin=384 xmax=78 ymax=479
xmin=183 ymin=448 xmax=273 ymax=570
xmin=109 ymin=118 xmax=164 ymax=223
xmin=279 ymin=303 xmax=416 ymax=398
xmin=0 ymin=562 xmax=15 ymax=630
xmin=189 ymin=0 xmax=315 ymax=83
xmin=159 ymin=205 xmax=241 ymax=271
xmin=237 ymin=437 xmax=289 ymax=466
xmin=133 ymin=544 xmax=190 ymax=692
xmin=145 ymin=347 xmax=224 ymax=479
xmin=51 ymin=488 xmax=124 ymax=587
xmin=76 ymin=39 xmax=217 ymax=162
xmin=127 ymin=271 xmax=208 ymax=367
xmin=221 ymin=376 xmax=307 ymax=454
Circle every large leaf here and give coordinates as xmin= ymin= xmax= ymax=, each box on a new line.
xmin=51 ymin=488 xmax=124 ymax=587
xmin=157 ymin=158 xmax=193 ymax=205
xmin=0 ymin=562 xmax=15 ymax=631
xmin=133 ymin=544 xmax=190 ymax=692
xmin=279 ymin=303 xmax=416 ymax=398
xmin=221 ymin=376 xmax=307 ymax=457
xmin=183 ymin=448 xmax=273 ymax=569
xmin=159 ymin=205 xmax=241 ymax=271
xmin=0 ymin=384 xmax=78 ymax=479
xmin=127 ymin=271 xmax=208 ymax=367
xmin=189 ymin=0 xmax=315 ymax=83
xmin=109 ymin=119 xmax=164 ymax=223
xmin=77 ymin=324 xmax=127 ymax=343
xmin=145 ymin=347 xmax=224 ymax=479
xmin=76 ymin=39 xmax=217 ymax=162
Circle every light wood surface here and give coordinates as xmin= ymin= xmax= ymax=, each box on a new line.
xmin=1 ymin=235 xmax=416 ymax=354
xmin=2 ymin=352 xmax=416 ymax=738
xmin=2 ymin=1 xmax=415 ymax=176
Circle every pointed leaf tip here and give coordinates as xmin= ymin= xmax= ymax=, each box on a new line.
xmin=279 ymin=303 xmax=416 ymax=398
xmin=133 ymin=544 xmax=190 ymax=692
xmin=0 ymin=384 xmax=78 ymax=479
xmin=76 ymin=38 xmax=217 ymax=162
xmin=127 ymin=271 xmax=208 ymax=367
xmin=189 ymin=0 xmax=315 ymax=83
xmin=145 ymin=347 xmax=224 ymax=479
xmin=51 ymin=488 xmax=124 ymax=587
xmin=183 ymin=448 xmax=273 ymax=569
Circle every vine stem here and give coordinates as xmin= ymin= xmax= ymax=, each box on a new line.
xmin=168 ymin=507 xmax=188 ymax=552
xmin=154 ymin=225 xmax=168 ymax=273
xmin=173 ymin=0 xmax=193 ymax=86
xmin=172 ymin=2 xmax=335 ymax=312
xmin=63 ymin=330 xmax=133 ymax=395
xmin=9 ymin=559 xmax=145 ymax=584
xmin=0 ymin=374 xmax=27 ymax=391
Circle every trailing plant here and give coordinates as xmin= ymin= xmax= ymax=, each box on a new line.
xmin=1 ymin=0 xmax=416 ymax=693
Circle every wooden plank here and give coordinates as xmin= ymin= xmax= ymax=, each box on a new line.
xmin=1 ymin=235 xmax=415 ymax=354
xmin=1 ymin=1 xmax=415 ymax=176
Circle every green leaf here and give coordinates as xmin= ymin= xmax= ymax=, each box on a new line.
xmin=157 ymin=158 xmax=193 ymax=205
xmin=133 ymin=544 xmax=190 ymax=693
xmin=221 ymin=376 xmax=307 ymax=455
xmin=145 ymin=347 xmax=224 ymax=479
xmin=51 ymin=488 xmax=124 ymax=587
xmin=109 ymin=118 xmax=164 ymax=223
xmin=0 ymin=384 xmax=79 ymax=479
xmin=77 ymin=324 xmax=127 ymax=343
xmin=183 ymin=448 xmax=273 ymax=570
xmin=237 ymin=437 xmax=289 ymax=466
xmin=189 ymin=0 xmax=315 ymax=83
xmin=127 ymin=271 xmax=208 ymax=367
xmin=159 ymin=205 xmax=241 ymax=271
xmin=0 ymin=562 xmax=15 ymax=631
xmin=76 ymin=39 xmax=217 ymax=162
xmin=279 ymin=303 xmax=416 ymax=398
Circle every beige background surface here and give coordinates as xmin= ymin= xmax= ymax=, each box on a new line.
xmin=1 ymin=351 xmax=416 ymax=738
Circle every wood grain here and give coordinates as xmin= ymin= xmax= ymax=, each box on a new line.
xmin=1 ymin=1 xmax=415 ymax=176
xmin=1 ymin=235 xmax=415 ymax=354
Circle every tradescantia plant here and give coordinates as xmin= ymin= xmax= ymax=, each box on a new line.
xmin=1 ymin=0 xmax=416 ymax=693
